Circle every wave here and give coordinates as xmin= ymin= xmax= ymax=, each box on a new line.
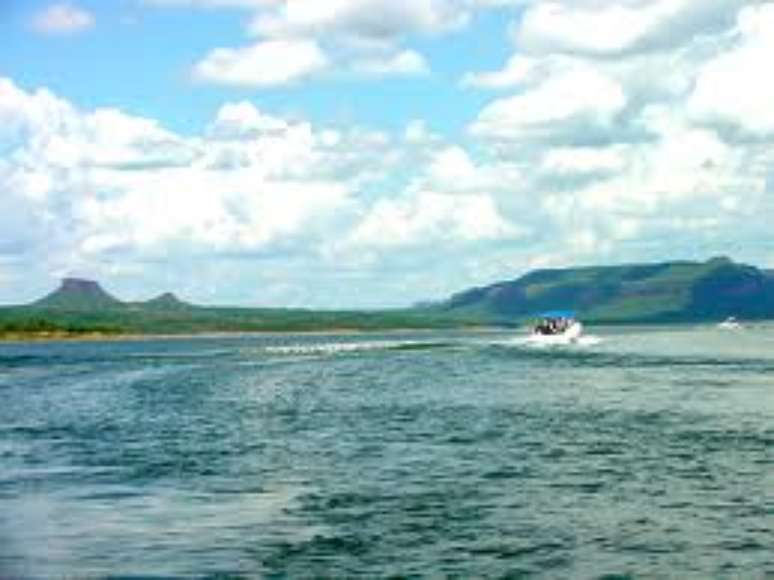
xmin=264 ymin=339 xmax=455 ymax=356
xmin=126 ymin=348 xmax=236 ymax=361
xmin=488 ymin=334 xmax=604 ymax=349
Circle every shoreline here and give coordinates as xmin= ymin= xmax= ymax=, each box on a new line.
xmin=3 ymin=321 xmax=769 ymax=344
xmin=0 ymin=326 xmax=505 ymax=344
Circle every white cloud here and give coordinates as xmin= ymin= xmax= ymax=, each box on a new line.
xmin=471 ymin=0 xmax=527 ymax=6
xmin=0 ymin=80 xmax=195 ymax=173
xmin=243 ymin=0 xmax=469 ymax=82
xmin=2 ymin=77 xmax=534 ymax=306
xmin=689 ymin=3 xmax=774 ymax=136
xmin=32 ymin=3 xmax=95 ymax=35
xmin=459 ymin=0 xmax=774 ymax=272
xmin=351 ymin=50 xmax=430 ymax=76
xmin=0 ymin=78 xmax=371 ymax=283
xmin=470 ymin=64 xmax=626 ymax=141
xmin=0 ymin=78 xmax=77 ymax=145
xmin=531 ymin=121 xmax=758 ymax=265
xmin=143 ymin=0 xmax=277 ymax=7
xmin=540 ymin=146 xmax=627 ymax=177
xmin=193 ymin=39 xmax=328 ymax=87
xmin=6 ymin=0 xmax=774 ymax=306
xmin=208 ymin=101 xmax=289 ymax=139
xmin=419 ymin=146 xmax=523 ymax=196
xmin=516 ymin=0 xmax=675 ymax=56
xmin=462 ymin=55 xmax=536 ymax=89
xmin=403 ymin=119 xmax=440 ymax=145
xmin=579 ymin=127 xmax=738 ymax=214
xmin=250 ymin=0 xmax=470 ymax=41
xmin=428 ymin=147 xmax=479 ymax=187
xmin=153 ymin=0 xmax=479 ymax=84
xmin=78 ymin=172 xmax=351 ymax=253
xmin=514 ymin=0 xmax=744 ymax=57
xmin=346 ymin=191 xmax=517 ymax=249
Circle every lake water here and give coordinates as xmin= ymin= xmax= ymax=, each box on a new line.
xmin=1 ymin=326 xmax=772 ymax=578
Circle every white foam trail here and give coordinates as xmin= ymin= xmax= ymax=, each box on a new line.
xmin=491 ymin=334 xmax=603 ymax=349
xmin=577 ymin=335 xmax=603 ymax=347
xmin=264 ymin=339 xmax=427 ymax=356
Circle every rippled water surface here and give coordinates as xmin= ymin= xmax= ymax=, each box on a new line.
xmin=1 ymin=326 xmax=772 ymax=578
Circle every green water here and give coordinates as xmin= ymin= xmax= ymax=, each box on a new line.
xmin=1 ymin=326 xmax=772 ymax=578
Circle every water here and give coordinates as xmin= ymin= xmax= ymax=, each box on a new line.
xmin=1 ymin=326 xmax=772 ymax=578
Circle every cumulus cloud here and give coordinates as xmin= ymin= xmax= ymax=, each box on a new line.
xmin=249 ymin=0 xmax=470 ymax=41
xmin=540 ymin=146 xmax=628 ymax=177
xmin=2 ymin=77 xmax=522 ymax=306
xmin=0 ymin=79 xmax=369 ymax=288
xmin=143 ymin=0 xmax=277 ymax=7
xmin=470 ymin=64 xmax=627 ymax=142
xmin=420 ymin=146 xmax=523 ymax=195
xmin=514 ymin=0 xmax=744 ymax=57
xmin=31 ymin=2 xmax=95 ymax=35
xmin=351 ymin=49 xmax=429 ymax=76
xmin=208 ymin=100 xmax=289 ymax=139
xmin=525 ymin=115 xmax=767 ymax=271
xmin=462 ymin=55 xmax=536 ymax=89
xmin=176 ymin=0 xmax=478 ymax=84
xmin=6 ymin=0 xmax=774 ymax=305
xmin=403 ymin=120 xmax=440 ymax=145
xmin=688 ymin=3 xmax=774 ymax=136
xmin=345 ymin=190 xmax=517 ymax=250
xmin=457 ymin=0 xmax=774 ymax=276
xmin=193 ymin=39 xmax=328 ymax=87
xmin=516 ymin=0 xmax=674 ymax=56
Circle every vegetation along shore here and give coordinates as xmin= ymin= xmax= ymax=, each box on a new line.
xmin=2 ymin=257 xmax=773 ymax=340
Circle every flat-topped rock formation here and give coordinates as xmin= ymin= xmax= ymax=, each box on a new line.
xmin=34 ymin=278 xmax=124 ymax=310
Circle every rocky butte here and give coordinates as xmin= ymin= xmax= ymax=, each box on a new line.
xmin=34 ymin=278 xmax=125 ymax=310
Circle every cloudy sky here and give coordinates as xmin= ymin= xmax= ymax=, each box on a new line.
xmin=1 ymin=0 xmax=773 ymax=307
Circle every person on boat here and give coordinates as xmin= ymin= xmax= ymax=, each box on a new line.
xmin=534 ymin=312 xmax=577 ymax=335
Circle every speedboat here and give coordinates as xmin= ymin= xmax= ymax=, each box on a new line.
xmin=717 ymin=317 xmax=742 ymax=330
xmin=528 ymin=311 xmax=583 ymax=345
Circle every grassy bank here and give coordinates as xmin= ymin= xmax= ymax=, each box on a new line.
xmin=0 ymin=306 xmax=488 ymax=341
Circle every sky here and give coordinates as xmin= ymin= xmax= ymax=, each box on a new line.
xmin=1 ymin=0 xmax=773 ymax=308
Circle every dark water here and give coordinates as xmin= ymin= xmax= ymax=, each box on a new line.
xmin=1 ymin=326 xmax=772 ymax=578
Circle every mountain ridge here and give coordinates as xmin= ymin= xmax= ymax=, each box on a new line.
xmin=438 ymin=256 xmax=774 ymax=323
xmin=6 ymin=257 xmax=774 ymax=337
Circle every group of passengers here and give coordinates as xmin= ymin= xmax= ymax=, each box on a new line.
xmin=533 ymin=317 xmax=571 ymax=336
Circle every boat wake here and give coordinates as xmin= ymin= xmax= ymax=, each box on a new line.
xmin=264 ymin=339 xmax=454 ymax=356
xmin=500 ymin=334 xmax=603 ymax=349
xmin=262 ymin=331 xmax=603 ymax=359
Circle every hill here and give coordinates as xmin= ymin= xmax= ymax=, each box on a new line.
xmin=34 ymin=278 xmax=124 ymax=310
xmin=4 ymin=258 xmax=774 ymax=339
xmin=438 ymin=257 xmax=774 ymax=323
xmin=3 ymin=278 xmax=465 ymax=336
xmin=139 ymin=292 xmax=195 ymax=311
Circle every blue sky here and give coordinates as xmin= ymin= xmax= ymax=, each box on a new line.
xmin=1 ymin=1 xmax=509 ymax=135
xmin=1 ymin=0 xmax=773 ymax=307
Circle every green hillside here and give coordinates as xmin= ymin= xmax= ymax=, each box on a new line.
xmin=1 ymin=277 xmax=476 ymax=337
xmin=3 ymin=257 xmax=774 ymax=339
xmin=439 ymin=257 xmax=774 ymax=323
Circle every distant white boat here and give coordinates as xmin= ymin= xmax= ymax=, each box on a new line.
xmin=717 ymin=317 xmax=742 ymax=330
